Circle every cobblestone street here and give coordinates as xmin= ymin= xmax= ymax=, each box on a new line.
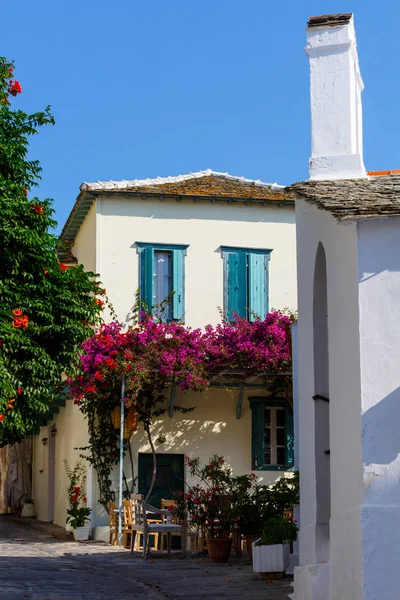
xmin=0 ymin=517 xmax=293 ymax=600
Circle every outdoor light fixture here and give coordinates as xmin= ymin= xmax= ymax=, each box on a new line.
xmin=41 ymin=437 xmax=48 ymax=446
xmin=50 ymin=428 xmax=57 ymax=437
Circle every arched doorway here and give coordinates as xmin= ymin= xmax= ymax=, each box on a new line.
xmin=313 ymin=242 xmax=330 ymax=563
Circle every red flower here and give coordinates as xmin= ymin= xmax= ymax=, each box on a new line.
xmin=0 ymin=339 xmax=3 ymax=347
xmin=71 ymin=494 xmax=78 ymax=502
xmin=105 ymin=358 xmax=117 ymax=370
xmin=8 ymin=67 xmax=13 ymax=73
xmin=12 ymin=318 xmax=23 ymax=329
xmin=74 ymin=486 xmax=80 ymax=492
xmin=83 ymin=497 xmax=87 ymax=503
xmin=24 ymin=189 xmax=28 ymax=196
xmin=16 ymin=387 xmax=23 ymax=395
xmin=82 ymin=320 xmax=87 ymax=326
xmin=218 ymin=457 xmax=225 ymax=464
xmin=7 ymin=403 xmax=13 ymax=410
xmin=8 ymin=80 xmax=22 ymax=96
xmin=60 ymin=263 xmax=68 ymax=271
xmin=4 ymin=97 xmax=9 ymax=104
xmin=0 ymin=414 xmax=4 ymax=422
xmin=95 ymin=299 xmax=104 ymax=307
xmin=167 ymin=505 xmax=174 ymax=511
xmin=12 ymin=309 xmax=22 ymax=317
xmin=30 ymin=204 xmax=44 ymax=215
xmin=193 ymin=498 xmax=201 ymax=505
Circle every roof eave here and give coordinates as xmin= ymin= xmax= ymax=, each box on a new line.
xmin=61 ymin=190 xmax=294 ymax=245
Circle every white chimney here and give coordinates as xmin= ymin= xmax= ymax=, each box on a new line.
xmin=306 ymin=13 xmax=367 ymax=180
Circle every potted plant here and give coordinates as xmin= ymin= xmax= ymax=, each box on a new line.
xmin=232 ymin=478 xmax=274 ymax=563
xmin=252 ymin=515 xmax=298 ymax=579
xmin=173 ymin=455 xmax=236 ymax=562
xmin=64 ymin=459 xmax=91 ymax=540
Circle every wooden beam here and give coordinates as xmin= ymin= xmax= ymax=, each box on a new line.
xmin=236 ymin=385 xmax=245 ymax=420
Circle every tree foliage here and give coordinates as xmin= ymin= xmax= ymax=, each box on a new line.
xmin=0 ymin=57 xmax=104 ymax=446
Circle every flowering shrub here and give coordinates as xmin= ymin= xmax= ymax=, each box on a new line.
xmin=172 ymin=456 xmax=299 ymax=542
xmin=64 ymin=459 xmax=91 ymax=528
xmin=69 ymin=310 xmax=293 ymax=508
xmin=0 ymin=57 xmax=104 ymax=445
xmin=172 ymin=455 xmax=237 ymax=539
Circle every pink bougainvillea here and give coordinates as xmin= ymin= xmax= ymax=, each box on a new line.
xmin=69 ymin=311 xmax=293 ymax=406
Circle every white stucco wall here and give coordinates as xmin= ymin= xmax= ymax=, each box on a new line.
xmin=94 ymin=196 xmax=296 ymax=328
xmin=357 ymin=218 xmax=400 ymax=600
xmin=32 ymin=402 xmax=90 ymax=528
xmin=90 ymin=387 xmax=287 ymax=528
xmin=72 ymin=201 xmax=97 ymax=273
xmin=295 ymin=199 xmax=363 ymax=600
xmin=33 ymin=193 xmax=296 ymax=532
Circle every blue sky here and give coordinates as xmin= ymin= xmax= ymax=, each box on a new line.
xmin=2 ymin=1 xmax=399 ymax=231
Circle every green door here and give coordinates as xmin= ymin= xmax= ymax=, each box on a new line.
xmin=138 ymin=453 xmax=184 ymax=509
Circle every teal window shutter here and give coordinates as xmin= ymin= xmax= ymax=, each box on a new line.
xmin=140 ymin=246 xmax=154 ymax=313
xmin=172 ymin=249 xmax=185 ymax=321
xmin=226 ymin=251 xmax=247 ymax=320
xmin=248 ymin=253 xmax=269 ymax=321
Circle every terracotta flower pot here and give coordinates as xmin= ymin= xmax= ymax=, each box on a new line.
xmin=244 ymin=534 xmax=260 ymax=563
xmin=206 ymin=537 xmax=232 ymax=563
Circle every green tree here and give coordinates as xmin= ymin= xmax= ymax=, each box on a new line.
xmin=0 ymin=57 xmax=104 ymax=446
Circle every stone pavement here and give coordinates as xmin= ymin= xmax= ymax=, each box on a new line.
xmin=0 ymin=517 xmax=293 ymax=600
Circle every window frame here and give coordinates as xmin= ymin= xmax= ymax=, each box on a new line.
xmin=221 ymin=246 xmax=272 ymax=321
xmin=137 ymin=242 xmax=188 ymax=321
xmin=249 ymin=396 xmax=294 ymax=472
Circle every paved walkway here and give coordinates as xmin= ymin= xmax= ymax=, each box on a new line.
xmin=0 ymin=517 xmax=293 ymax=600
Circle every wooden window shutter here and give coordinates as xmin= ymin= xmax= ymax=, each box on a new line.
xmin=225 ymin=251 xmax=247 ymax=320
xmin=248 ymin=253 xmax=269 ymax=321
xmin=140 ymin=246 xmax=154 ymax=313
xmin=172 ymin=249 xmax=185 ymax=321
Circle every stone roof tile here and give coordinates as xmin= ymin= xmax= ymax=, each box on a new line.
xmin=286 ymin=175 xmax=400 ymax=220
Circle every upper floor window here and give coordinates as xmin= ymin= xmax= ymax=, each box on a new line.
xmin=137 ymin=243 xmax=188 ymax=321
xmin=221 ymin=247 xmax=271 ymax=321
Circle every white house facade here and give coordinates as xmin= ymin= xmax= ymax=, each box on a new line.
xmin=32 ymin=170 xmax=297 ymax=537
xmin=290 ymin=13 xmax=400 ymax=600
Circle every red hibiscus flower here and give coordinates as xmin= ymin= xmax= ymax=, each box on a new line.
xmin=60 ymin=263 xmax=68 ymax=271
xmin=83 ymin=497 xmax=87 ymax=503
xmin=73 ymin=486 xmax=81 ymax=493
xmin=16 ymin=388 xmax=23 ymax=395
xmin=43 ymin=269 xmax=49 ymax=275
xmin=12 ymin=309 xmax=22 ymax=317
xmin=95 ymin=299 xmax=104 ymax=307
xmin=0 ymin=414 xmax=4 ymax=422
xmin=71 ymin=494 xmax=78 ymax=502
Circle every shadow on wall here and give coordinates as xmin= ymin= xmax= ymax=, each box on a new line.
xmin=362 ymin=385 xmax=400 ymax=467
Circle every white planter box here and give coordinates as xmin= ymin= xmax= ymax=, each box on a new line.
xmin=73 ymin=526 xmax=90 ymax=541
xmin=252 ymin=541 xmax=290 ymax=577
xmin=21 ymin=503 xmax=36 ymax=518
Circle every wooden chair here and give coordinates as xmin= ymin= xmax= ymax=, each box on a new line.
xmin=108 ymin=501 xmax=118 ymax=545
xmin=160 ymin=499 xmax=182 ymax=550
xmin=130 ymin=494 xmax=186 ymax=558
xmin=133 ymin=519 xmax=160 ymax=552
